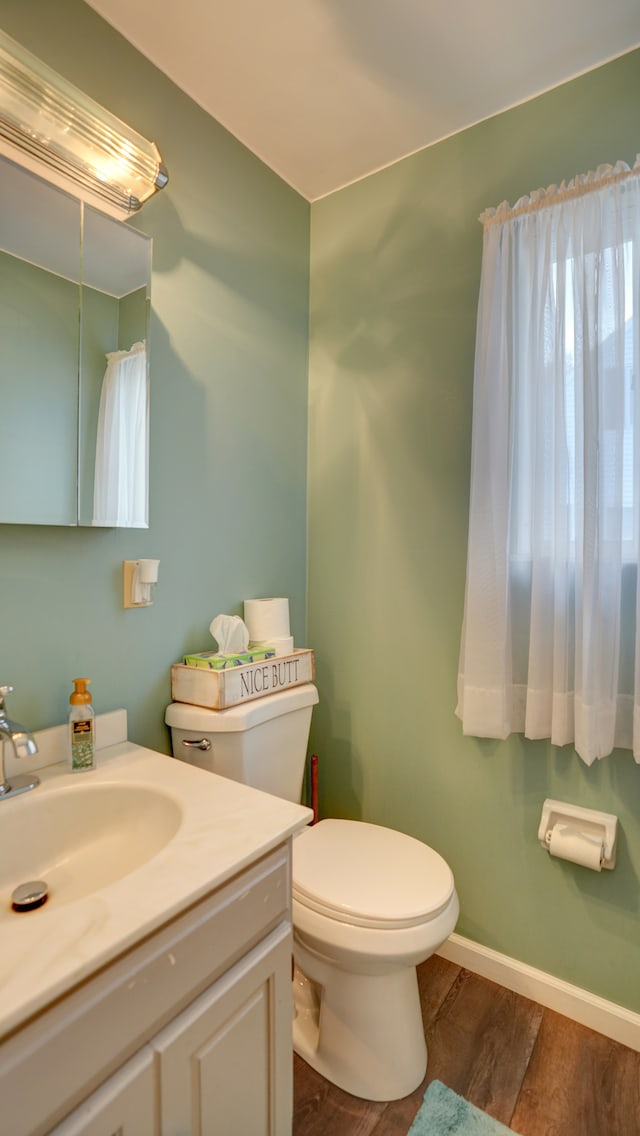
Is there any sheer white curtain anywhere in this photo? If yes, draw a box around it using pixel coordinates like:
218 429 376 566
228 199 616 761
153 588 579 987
457 158 640 765
93 340 148 527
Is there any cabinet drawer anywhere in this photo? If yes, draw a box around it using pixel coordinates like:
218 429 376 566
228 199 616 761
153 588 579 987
1 845 291 1136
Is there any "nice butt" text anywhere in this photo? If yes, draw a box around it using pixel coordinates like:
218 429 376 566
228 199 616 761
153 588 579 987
240 657 302 698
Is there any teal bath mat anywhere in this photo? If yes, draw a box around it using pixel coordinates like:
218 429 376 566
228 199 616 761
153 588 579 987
408 1080 521 1136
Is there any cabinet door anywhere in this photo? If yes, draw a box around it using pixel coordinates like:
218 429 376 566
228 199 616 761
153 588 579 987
154 925 292 1136
47 1047 156 1136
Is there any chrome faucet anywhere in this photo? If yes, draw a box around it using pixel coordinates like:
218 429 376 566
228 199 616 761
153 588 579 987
0 684 39 800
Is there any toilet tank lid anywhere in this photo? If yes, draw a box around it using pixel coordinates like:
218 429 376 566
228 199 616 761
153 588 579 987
165 682 318 732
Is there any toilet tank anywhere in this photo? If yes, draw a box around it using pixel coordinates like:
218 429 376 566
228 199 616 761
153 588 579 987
165 683 319 803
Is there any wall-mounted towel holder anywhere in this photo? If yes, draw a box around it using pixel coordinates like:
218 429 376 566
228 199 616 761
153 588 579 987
538 799 618 870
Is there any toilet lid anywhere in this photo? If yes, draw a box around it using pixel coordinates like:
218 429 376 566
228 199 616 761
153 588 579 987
292 819 455 929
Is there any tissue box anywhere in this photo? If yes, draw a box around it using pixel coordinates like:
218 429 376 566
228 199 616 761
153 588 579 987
183 648 275 670
171 648 315 710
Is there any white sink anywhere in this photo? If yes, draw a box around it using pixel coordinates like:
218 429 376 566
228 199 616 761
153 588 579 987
0 737 311 1042
0 781 182 919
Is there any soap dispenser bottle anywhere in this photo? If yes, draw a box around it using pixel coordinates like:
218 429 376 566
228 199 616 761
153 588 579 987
69 678 95 772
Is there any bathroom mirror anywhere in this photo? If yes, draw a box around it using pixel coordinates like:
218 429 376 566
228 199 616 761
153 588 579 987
0 153 151 527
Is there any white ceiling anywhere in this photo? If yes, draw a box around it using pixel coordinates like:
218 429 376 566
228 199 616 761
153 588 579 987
85 0 640 201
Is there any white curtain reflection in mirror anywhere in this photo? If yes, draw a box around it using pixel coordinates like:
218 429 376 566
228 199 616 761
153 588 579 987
92 340 148 526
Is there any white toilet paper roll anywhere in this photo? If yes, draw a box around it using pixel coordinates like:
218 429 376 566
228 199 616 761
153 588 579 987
548 824 603 871
244 597 290 641
251 636 294 657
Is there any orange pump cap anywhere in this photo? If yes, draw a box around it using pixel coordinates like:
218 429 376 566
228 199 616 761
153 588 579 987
70 678 92 705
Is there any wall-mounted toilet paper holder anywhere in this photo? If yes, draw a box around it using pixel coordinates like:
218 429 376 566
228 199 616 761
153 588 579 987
538 799 618 870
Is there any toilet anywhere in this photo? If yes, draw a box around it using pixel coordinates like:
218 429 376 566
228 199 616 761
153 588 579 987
165 683 459 1101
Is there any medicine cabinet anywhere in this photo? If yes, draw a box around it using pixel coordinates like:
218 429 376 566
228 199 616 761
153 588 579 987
0 152 151 527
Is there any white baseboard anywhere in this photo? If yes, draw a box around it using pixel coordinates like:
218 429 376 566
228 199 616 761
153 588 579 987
437 932 640 1053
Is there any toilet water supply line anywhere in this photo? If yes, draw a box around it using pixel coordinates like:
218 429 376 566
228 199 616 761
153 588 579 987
310 754 319 824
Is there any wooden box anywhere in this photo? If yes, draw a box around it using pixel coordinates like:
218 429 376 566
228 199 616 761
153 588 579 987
171 649 315 711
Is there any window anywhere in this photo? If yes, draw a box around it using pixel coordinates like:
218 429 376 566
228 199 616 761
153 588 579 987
456 159 640 764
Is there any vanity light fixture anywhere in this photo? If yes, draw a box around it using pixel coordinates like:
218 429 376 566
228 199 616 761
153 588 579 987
0 28 168 218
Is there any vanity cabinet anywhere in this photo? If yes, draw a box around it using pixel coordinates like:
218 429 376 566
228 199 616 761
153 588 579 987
47 1049 156 1136
155 929 291 1135
50 929 291 1136
2 844 295 1136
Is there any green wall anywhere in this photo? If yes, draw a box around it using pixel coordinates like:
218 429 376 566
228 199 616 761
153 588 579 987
0 0 310 751
307 49 640 1013
2 0 639 1018
0 251 79 523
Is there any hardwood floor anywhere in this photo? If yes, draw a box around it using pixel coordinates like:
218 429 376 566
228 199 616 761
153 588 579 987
292 955 640 1136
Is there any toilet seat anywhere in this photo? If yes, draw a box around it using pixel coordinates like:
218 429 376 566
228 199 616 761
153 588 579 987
292 819 455 930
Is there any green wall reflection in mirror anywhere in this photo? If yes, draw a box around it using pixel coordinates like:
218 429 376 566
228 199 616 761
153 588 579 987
0 153 152 527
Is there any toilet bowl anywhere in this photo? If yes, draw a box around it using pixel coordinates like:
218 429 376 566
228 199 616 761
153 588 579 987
290 818 459 1100
165 683 459 1101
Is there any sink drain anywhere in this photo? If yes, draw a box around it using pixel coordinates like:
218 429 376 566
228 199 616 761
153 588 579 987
11 880 49 912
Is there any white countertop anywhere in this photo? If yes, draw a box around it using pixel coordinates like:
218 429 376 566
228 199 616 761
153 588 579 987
0 742 312 1040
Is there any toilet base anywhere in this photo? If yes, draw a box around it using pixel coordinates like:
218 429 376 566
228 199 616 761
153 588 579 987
292 940 427 1101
